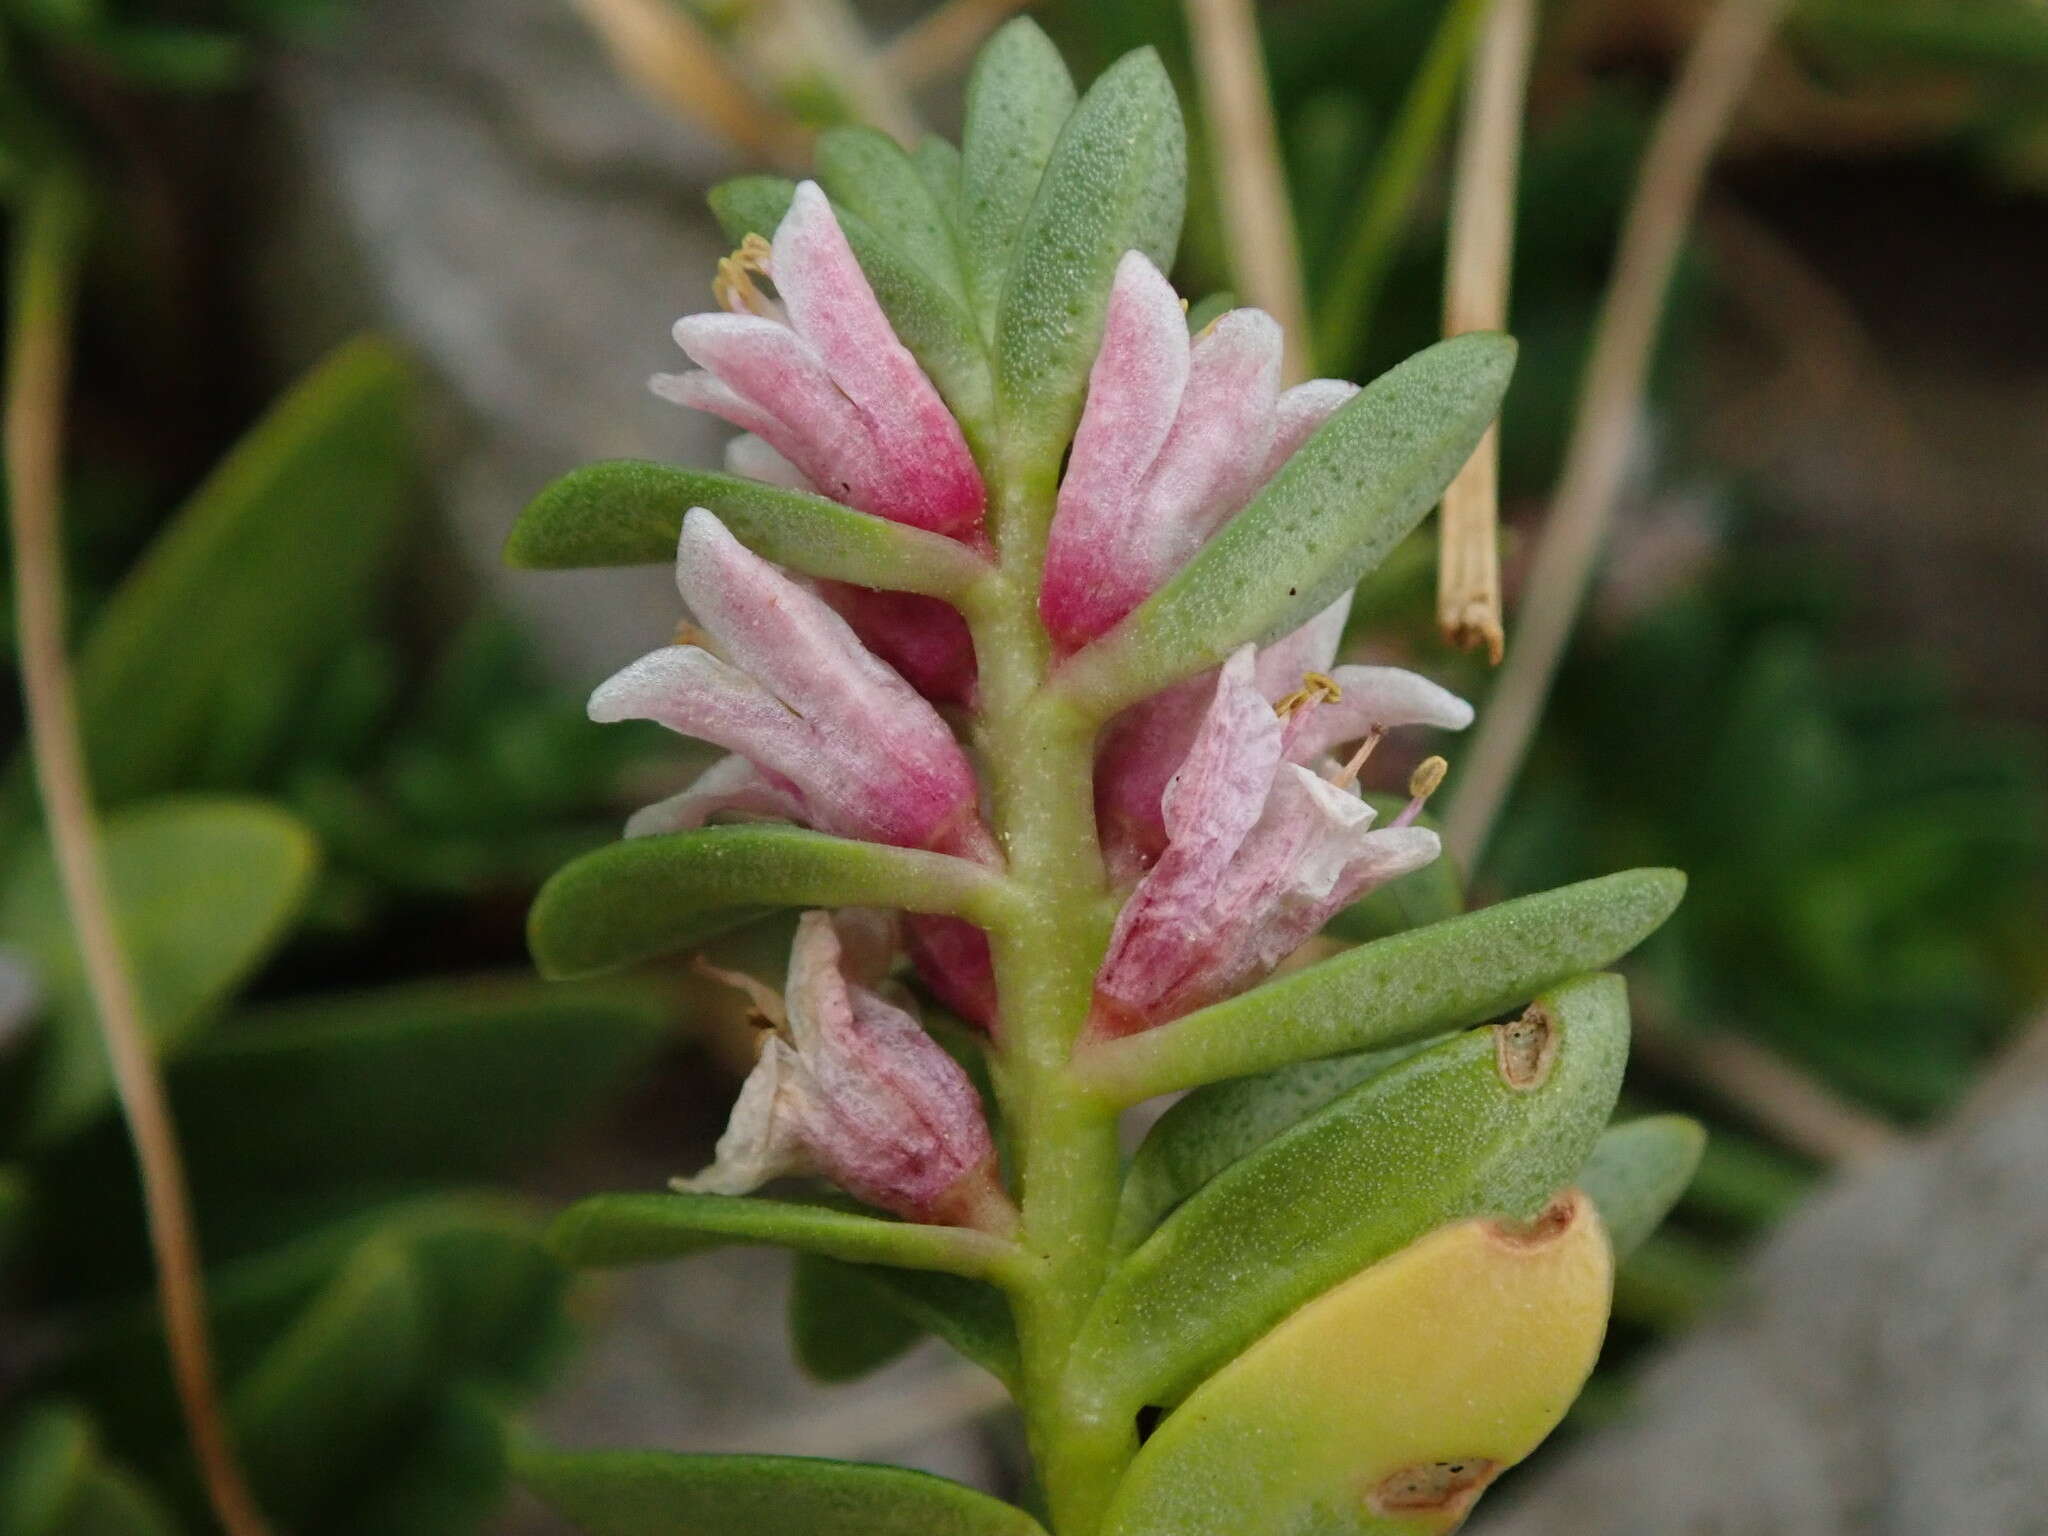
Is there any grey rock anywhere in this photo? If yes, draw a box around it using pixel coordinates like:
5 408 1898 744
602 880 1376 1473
261 0 736 684
1477 1076 2048 1536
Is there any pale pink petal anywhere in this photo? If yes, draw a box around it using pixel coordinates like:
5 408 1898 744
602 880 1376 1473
1092 650 1282 1031
1252 595 1354 696
673 1036 821 1195
783 912 996 1222
1041 254 1192 650
1261 379 1359 481
652 370 786 446
1042 299 1283 650
771 184 985 535
1093 672 1215 880
622 753 808 839
1154 774 1438 1018
1137 308 1284 572
672 313 877 499
673 510 981 852
1094 599 1357 877
818 583 978 708
1282 665 1475 762
589 645 815 776
903 914 997 1029
724 433 813 491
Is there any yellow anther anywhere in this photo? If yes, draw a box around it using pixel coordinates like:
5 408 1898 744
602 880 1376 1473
671 619 718 652
712 233 776 316
1409 755 1449 802
1273 671 1343 717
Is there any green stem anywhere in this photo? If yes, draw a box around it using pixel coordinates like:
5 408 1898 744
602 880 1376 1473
964 465 1132 1534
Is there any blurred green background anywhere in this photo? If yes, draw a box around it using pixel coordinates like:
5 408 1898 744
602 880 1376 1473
1 0 2043 1529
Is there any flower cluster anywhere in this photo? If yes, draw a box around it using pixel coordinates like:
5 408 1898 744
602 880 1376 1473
592 184 1472 1228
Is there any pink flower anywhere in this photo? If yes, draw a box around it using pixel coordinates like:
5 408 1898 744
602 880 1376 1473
1039 251 1363 654
654 182 986 538
590 508 992 860
680 912 1011 1231
1088 648 1449 1038
1094 597 1471 877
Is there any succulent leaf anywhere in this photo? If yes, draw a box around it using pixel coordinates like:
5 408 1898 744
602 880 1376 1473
1098 1198 1613 1535
1077 868 1683 1102
504 461 991 596
959 19 1077 332
1071 973 1628 1417
547 1191 1012 1280
993 47 1186 475
1054 333 1516 718
526 825 1006 980
1578 1114 1708 1261
515 1446 1051 1535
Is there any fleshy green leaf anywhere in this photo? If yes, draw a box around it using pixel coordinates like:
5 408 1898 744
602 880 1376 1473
0 1405 181 1536
1110 1043 1430 1255
708 178 993 441
1071 974 1628 1418
1054 334 1517 718
1578 1115 1707 1261
1323 792 1462 942
549 1192 1011 1281
789 1252 927 1382
800 1256 1021 1386
993 47 1185 474
1077 868 1683 1103
815 126 970 307
1099 1203 1611 1536
517 1447 1050 1536
911 135 963 212
504 461 990 596
59 338 410 808
958 18 1076 333
2 798 317 1144
228 1237 428 1522
528 826 1008 981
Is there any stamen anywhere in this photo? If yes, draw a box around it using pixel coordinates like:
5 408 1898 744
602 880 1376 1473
671 619 718 652
1273 671 1342 718
1392 755 1449 828
1326 726 1385 789
693 954 787 1030
712 234 776 317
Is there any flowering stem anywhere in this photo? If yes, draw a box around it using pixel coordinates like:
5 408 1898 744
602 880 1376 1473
966 469 1129 1534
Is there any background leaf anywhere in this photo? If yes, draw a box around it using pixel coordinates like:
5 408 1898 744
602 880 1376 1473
788 1252 927 1382
0 797 316 1144
54 338 410 810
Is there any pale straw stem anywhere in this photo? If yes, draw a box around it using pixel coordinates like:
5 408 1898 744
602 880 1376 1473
1184 0 1313 383
1436 0 1537 665
6 174 274 1536
1444 0 1795 869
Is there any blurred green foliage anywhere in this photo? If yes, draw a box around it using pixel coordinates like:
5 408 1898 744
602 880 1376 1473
0 332 678 1528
